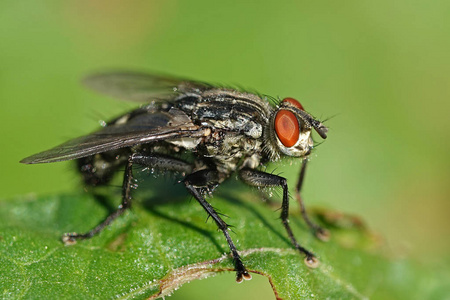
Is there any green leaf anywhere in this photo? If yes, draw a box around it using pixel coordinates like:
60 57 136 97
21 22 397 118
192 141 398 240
0 182 445 299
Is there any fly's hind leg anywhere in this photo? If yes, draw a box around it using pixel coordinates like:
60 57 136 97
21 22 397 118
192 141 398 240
183 169 251 283
296 159 330 241
62 153 193 244
240 168 319 268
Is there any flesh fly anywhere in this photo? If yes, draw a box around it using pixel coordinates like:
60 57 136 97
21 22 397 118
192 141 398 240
21 72 329 282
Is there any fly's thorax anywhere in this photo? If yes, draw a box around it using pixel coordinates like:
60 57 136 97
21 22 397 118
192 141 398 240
176 90 271 139
190 127 264 176
264 99 314 160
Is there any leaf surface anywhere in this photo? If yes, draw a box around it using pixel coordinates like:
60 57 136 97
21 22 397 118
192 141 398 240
0 185 443 299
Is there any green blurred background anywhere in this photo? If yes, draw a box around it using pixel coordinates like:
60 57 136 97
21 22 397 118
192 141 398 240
1 0 449 298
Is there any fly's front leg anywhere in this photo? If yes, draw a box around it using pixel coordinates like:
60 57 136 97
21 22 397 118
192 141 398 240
62 153 193 245
296 159 330 241
240 168 319 268
184 169 251 283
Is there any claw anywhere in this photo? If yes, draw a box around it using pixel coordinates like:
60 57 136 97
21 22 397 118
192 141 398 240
62 234 78 246
304 255 320 268
236 270 252 283
315 228 331 242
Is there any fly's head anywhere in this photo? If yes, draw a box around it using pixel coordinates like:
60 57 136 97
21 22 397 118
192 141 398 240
267 98 328 159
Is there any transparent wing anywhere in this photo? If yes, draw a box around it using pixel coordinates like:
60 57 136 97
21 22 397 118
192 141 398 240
83 71 212 102
20 108 202 164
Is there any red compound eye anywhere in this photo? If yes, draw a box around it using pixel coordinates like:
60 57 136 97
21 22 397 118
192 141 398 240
274 110 300 147
282 97 304 111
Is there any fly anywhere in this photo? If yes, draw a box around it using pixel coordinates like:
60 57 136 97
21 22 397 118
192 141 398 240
20 71 329 282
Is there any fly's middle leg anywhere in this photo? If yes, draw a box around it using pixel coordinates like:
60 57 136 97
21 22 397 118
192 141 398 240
62 153 193 244
240 168 319 268
184 169 251 283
